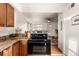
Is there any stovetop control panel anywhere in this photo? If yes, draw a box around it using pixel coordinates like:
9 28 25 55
30 31 48 40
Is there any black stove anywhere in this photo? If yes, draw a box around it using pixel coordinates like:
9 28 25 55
28 31 51 55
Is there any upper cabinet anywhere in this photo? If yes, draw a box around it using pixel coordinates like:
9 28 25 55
6 4 14 27
0 3 6 26
0 3 14 27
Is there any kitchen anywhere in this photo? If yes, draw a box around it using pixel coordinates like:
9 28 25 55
0 3 78 56
0 3 63 56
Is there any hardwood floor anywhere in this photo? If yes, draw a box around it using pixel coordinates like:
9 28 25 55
51 45 64 56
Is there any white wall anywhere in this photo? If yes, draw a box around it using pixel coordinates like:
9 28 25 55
14 9 30 28
58 13 64 51
14 9 29 33
18 23 29 33
59 3 79 56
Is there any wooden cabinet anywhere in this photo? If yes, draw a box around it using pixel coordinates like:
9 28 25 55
0 3 14 27
0 3 6 26
3 41 19 56
19 40 28 56
6 4 14 27
2 39 28 56
12 41 19 56
3 46 13 56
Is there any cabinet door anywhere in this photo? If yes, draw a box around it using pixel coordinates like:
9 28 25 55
8 46 13 56
12 42 19 56
0 3 6 27
19 40 28 56
3 48 9 56
6 4 14 27
3 46 12 56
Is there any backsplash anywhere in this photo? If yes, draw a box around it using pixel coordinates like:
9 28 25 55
0 27 15 36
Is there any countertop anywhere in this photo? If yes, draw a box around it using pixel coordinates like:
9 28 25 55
0 37 28 52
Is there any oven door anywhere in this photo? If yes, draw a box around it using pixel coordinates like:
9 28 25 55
28 40 51 55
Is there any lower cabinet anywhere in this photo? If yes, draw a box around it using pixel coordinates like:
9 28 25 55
3 46 13 56
19 40 28 56
3 40 28 56
12 41 19 56
3 41 19 56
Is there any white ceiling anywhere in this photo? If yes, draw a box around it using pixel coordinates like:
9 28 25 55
11 3 68 13
22 12 58 22
10 3 69 23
